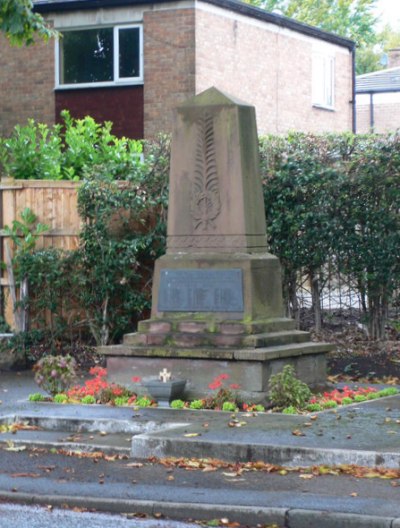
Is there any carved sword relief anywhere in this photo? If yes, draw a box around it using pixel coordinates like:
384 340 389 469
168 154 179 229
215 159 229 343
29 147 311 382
190 112 221 231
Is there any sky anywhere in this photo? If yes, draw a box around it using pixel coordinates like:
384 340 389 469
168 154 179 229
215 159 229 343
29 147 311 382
374 0 400 29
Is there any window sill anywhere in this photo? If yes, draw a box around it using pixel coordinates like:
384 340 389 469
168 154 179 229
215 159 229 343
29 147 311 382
312 104 335 112
55 80 144 90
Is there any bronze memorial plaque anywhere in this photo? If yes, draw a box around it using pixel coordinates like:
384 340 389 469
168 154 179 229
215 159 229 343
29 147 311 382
158 269 244 312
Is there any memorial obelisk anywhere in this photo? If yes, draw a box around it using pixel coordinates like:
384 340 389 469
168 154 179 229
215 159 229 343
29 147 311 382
102 87 332 402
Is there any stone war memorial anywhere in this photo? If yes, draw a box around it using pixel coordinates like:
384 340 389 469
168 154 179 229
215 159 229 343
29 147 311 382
101 87 333 402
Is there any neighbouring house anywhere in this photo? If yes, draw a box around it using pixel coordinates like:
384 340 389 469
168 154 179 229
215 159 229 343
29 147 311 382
356 53 400 133
0 0 355 139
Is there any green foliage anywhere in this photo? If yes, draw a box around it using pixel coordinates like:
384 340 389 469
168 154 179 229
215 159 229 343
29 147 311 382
53 393 68 404
170 399 186 409
0 112 144 181
81 395 96 405
341 397 354 405
321 399 338 409
222 401 238 412
268 365 312 410
306 403 323 412
3 207 49 256
189 399 205 410
11 135 169 346
0 0 57 46
135 396 153 407
261 132 400 340
33 354 77 396
28 392 46 402
353 394 368 402
114 396 130 406
377 387 399 397
282 405 297 414
252 404 266 412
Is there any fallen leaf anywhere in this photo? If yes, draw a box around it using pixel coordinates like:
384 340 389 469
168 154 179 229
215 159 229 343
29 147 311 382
292 429 305 437
11 473 40 478
299 474 314 479
184 433 201 438
126 462 144 468
350 492 358 497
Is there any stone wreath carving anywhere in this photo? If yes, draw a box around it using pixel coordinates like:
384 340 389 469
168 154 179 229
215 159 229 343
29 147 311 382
190 112 221 231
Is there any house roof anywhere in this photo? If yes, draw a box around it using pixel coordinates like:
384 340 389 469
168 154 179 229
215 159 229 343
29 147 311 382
356 67 400 94
34 0 355 51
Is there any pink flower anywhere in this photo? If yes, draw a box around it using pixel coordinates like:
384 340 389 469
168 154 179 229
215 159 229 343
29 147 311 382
131 376 142 383
229 383 241 390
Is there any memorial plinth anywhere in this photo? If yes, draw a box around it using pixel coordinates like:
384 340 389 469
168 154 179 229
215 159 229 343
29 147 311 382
100 87 333 403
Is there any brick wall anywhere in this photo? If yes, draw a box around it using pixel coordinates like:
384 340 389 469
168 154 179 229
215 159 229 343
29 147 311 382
55 86 144 138
0 34 55 137
1 2 353 140
356 101 400 133
143 8 196 138
195 4 353 134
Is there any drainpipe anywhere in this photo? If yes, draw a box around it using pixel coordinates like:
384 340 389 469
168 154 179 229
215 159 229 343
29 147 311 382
369 92 375 132
352 45 356 133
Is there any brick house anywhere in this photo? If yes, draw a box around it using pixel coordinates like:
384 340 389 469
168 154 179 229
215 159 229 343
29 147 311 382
0 0 355 139
356 52 400 133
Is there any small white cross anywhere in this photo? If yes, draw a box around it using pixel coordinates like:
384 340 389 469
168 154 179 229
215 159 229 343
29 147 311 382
159 368 171 382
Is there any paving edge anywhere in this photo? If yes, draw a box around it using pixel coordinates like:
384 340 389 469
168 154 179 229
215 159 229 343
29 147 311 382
0 491 399 527
131 434 400 469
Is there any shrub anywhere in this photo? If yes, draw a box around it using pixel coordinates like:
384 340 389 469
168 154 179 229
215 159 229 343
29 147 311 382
189 399 205 410
28 392 46 402
282 406 297 414
33 354 77 396
222 401 238 412
268 365 311 410
353 394 368 403
306 403 322 412
341 397 354 405
321 400 338 409
135 396 153 408
81 395 96 404
377 388 399 397
53 393 68 404
170 399 185 409
114 396 129 407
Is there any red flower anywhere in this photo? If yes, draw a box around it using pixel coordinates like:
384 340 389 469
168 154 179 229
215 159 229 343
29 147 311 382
131 376 142 383
229 383 241 390
208 380 222 390
89 366 107 378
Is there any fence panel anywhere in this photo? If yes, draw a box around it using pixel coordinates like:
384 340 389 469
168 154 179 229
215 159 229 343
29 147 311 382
0 178 80 328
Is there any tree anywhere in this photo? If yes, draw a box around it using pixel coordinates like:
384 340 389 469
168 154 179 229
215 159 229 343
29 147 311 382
0 0 56 46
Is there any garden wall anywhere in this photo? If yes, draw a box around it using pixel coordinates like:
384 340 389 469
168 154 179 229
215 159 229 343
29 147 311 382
0 179 80 326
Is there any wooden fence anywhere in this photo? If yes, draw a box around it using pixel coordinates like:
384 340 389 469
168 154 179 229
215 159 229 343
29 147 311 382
0 178 81 328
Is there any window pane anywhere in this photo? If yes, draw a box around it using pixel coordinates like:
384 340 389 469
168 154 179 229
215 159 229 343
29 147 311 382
62 29 113 84
119 27 140 78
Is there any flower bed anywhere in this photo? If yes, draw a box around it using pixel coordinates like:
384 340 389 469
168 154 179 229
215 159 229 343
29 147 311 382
28 365 399 413
281 385 399 414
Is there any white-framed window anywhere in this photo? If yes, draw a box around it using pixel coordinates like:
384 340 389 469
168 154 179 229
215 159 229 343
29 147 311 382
56 24 143 88
312 53 334 109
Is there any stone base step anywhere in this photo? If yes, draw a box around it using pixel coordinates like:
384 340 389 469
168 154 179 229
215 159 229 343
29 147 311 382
99 341 334 362
137 317 296 336
123 329 311 348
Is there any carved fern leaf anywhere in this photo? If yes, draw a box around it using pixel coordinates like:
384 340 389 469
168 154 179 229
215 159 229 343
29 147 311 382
191 112 221 231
